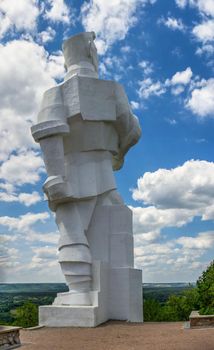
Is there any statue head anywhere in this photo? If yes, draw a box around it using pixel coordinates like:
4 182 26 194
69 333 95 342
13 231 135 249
62 32 98 74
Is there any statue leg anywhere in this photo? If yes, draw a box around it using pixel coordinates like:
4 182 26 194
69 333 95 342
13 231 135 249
55 198 96 293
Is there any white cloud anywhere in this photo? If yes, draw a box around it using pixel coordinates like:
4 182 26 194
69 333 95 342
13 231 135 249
0 40 65 162
193 19 214 43
131 158 214 281
0 112 35 162
170 67 193 85
137 67 193 100
177 231 214 249
139 60 153 75
120 45 131 53
0 236 8 281
196 44 214 56
165 118 177 125
131 205 194 235
29 245 58 270
138 78 166 99
175 0 214 16
0 40 64 120
132 159 214 210
131 101 140 110
45 0 70 23
187 78 214 118
0 212 49 232
190 0 214 17
175 0 188 8
0 151 45 186
160 17 185 31
18 192 42 206
81 0 156 54
131 159 214 256
0 191 41 206
134 230 214 281
0 0 39 38
171 85 185 95
27 231 59 244
38 26 56 43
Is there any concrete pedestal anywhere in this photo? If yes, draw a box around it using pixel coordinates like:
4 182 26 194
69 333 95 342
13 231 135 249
39 205 143 327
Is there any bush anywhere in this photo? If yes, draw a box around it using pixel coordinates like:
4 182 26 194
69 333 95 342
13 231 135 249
144 299 162 321
12 302 38 328
197 260 214 314
143 288 200 322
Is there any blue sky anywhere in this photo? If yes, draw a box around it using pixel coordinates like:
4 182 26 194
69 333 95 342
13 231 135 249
0 0 213 283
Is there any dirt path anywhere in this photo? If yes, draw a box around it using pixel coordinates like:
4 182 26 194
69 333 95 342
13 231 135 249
20 321 214 350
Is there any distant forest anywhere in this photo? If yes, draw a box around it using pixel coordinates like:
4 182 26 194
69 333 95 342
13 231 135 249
0 282 192 325
1 260 213 326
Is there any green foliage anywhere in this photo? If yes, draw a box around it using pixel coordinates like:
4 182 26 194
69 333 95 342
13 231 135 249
12 301 38 328
144 261 214 321
197 260 214 314
143 299 161 321
144 288 200 322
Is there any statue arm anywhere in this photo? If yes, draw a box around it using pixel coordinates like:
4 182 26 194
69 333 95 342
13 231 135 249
113 84 142 170
31 88 71 206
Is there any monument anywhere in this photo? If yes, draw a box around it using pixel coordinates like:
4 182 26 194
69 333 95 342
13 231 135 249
31 32 143 327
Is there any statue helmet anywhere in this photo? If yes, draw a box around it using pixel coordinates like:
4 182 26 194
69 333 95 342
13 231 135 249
62 32 97 71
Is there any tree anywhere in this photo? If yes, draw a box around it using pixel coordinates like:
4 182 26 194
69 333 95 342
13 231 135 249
143 299 162 321
13 302 38 328
165 288 199 321
197 260 214 314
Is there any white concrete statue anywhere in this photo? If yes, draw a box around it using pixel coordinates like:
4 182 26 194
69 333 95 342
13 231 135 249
31 32 143 327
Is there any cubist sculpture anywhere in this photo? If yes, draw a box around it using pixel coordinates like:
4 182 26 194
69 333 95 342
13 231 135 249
31 32 143 327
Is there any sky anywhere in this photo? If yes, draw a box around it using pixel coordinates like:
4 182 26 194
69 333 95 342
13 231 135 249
0 0 213 284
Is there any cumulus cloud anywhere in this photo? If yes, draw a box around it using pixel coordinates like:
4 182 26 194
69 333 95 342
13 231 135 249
131 101 140 110
0 0 39 38
193 19 214 42
139 60 153 75
0 191 41 206
170 67 193 85
0 39 65 163
131 205 194 235
175 0 188 8
132 159 214 210
45 0 70 23
176 231 214 249
0 151 45 186
190 0 214 17
0 212 49 233
190 1 214 54
0 236 8 281
137 67 193 100
159 16 185 31
187 78 214 118
134 231 213 281
138 78 166 99
0 40 64 121
130 159 214 278
175 0 214 16
37 26 56 43
81 0 156 54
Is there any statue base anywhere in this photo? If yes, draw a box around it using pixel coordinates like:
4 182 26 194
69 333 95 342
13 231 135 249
39 261 143 327
39 205 143 327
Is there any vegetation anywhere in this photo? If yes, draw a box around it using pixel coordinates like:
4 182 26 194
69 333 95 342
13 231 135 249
197 260 214 315
0 261 213 326
144 260 214 321
144 287 199 322
0 283 67 326
12 302 38 328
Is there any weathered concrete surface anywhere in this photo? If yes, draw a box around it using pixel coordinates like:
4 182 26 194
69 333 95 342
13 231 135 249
0 326 21 349
190 310 214 328
20 321 214 350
